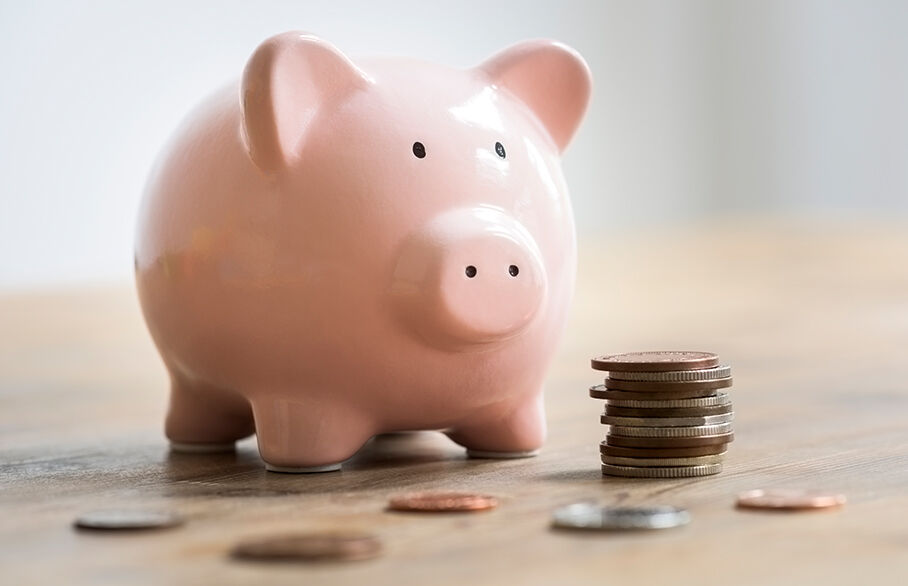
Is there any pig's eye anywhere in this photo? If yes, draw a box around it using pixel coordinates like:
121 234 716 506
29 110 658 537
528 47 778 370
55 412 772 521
412 142 426 159
495 141 506 159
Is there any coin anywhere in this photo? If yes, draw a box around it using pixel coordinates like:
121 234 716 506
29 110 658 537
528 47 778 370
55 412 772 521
605 404 733 418
552 503 690 530
387 492 498 512
231 532 381 562
602 453 725 467
604 377 733 393
73 509 184 531
607 365 732 382
591 351 719 372
600 413 734 427
602 392 731 409
607 422 734 438
590 384 718 401
736 489 846 511
600 442 728 458
606 433 734 448
602 463 722 478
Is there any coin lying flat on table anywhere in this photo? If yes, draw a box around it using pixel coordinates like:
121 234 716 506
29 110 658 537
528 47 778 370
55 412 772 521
387 492 498 512
600 442 729 458
606 433 733 448
736 489 846 511
73 509 184 531
607 365 732 382
605 404 734 418
604 377 733 393
592 351 719 373
600 413 734 427
231 532 382 562
552 503 691 530
590 384 719 401
602 463 722 478
602 453 725 467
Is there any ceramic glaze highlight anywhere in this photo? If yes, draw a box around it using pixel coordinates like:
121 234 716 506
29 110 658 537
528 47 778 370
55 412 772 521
135 32 592 472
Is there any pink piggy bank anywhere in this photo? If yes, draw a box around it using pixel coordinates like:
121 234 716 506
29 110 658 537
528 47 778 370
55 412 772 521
135 32 591 472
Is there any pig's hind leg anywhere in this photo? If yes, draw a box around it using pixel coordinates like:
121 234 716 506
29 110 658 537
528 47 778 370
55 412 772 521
447 394 546 459
166 373 255 453
250 398 374 473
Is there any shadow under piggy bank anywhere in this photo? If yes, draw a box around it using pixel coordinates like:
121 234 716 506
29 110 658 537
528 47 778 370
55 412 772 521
160 431 484 497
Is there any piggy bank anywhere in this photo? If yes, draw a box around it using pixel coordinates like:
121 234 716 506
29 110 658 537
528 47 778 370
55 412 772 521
135 32 591 472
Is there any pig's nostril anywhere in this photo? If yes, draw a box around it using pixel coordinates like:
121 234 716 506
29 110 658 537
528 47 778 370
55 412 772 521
508 265 519 277
465 265 477 278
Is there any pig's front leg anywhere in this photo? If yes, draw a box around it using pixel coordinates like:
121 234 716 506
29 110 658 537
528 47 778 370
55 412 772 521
250 397 374 473
166 374 255 453
447 394 546 458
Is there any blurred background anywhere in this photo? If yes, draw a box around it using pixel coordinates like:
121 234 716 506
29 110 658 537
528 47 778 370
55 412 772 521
0 0 906 289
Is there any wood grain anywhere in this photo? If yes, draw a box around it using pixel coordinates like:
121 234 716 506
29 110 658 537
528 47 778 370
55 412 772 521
2 219 908 585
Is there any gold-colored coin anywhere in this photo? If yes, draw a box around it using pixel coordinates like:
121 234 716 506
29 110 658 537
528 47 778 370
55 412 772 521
602 454 725 467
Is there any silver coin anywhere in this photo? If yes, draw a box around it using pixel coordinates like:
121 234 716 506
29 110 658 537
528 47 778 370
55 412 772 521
608 422 733 438
600 413 734 427
74 509 184 531
602 463 722 478
601 454 726 467
608 365 732 382
604 392 731 409
552 503 690 531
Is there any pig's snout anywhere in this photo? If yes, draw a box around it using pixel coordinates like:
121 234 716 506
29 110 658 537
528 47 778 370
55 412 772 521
392 208 547 348
435 230 544 342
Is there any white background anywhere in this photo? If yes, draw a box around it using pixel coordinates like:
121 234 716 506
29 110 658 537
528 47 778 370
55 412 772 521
1 0 906 289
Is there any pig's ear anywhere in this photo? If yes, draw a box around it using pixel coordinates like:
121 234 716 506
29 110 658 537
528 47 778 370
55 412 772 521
478 40 592 153
241 32 370 173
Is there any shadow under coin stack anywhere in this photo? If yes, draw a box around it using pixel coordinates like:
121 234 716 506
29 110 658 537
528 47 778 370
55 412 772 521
590 351 734 478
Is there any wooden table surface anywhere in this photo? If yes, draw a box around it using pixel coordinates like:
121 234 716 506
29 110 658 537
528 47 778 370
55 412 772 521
3 219 908 585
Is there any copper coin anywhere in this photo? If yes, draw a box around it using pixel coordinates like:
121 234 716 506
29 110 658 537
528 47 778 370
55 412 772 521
606 433 734 448
600 441 728 458
591 351 719 373
604 377 733 393
231 532 381 562
605 404 733 418
73 509 184 531
590 384 718 401
736 489 846 511
387 492 498 513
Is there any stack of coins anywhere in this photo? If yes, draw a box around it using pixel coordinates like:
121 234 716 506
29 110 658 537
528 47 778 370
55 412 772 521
590 351 734 478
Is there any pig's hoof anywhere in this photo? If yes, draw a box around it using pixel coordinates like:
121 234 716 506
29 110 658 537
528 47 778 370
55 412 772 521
264 462 343 474
169 441 236 454
466 448 540 459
